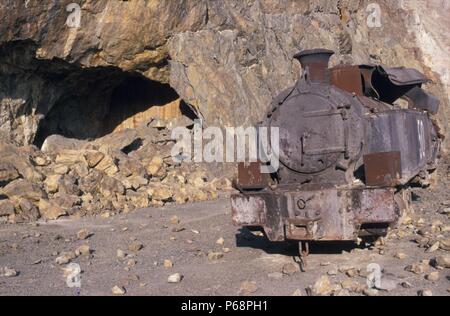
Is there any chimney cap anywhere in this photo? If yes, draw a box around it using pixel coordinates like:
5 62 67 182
294 48 335 60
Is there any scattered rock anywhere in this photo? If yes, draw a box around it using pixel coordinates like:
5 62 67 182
418 289 433 296
239 281 257 295
363 288 379 296
312 275 332 296
0 162 20 185
341 279 359 292
216 237 225 245
327 268 338 276
128 242 143 252
401 281 412 288
425 271 439 281
117 249 127 260
164 259 173 268
207 251 224 260
405 262 430 274
44 174 61 194
0 267 18 277
0 199 15 216
170 215 180 225
171 225 185 233
267 272 283 280
85 151 105 168
55 252 76 265
439 237 450 251
76 229 91 240
168 273 182 283
345 268 359 278
282 262 299 276
38 199 66 220
432 255 450 268
111 285 126 295
75 244 91 257
291 289 302 296
377 279 398 292
2 179 45 202
426 241 440 253
394 252 407 259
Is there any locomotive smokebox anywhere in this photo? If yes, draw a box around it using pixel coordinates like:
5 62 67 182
293 48 334 83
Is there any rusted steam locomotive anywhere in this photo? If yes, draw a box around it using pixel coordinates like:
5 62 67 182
231 49 441 260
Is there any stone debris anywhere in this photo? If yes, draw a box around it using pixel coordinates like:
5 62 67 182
168 273 182 283
377 279 398 292
363 288 379 296
426 241 440 253
432 255 450 268
216 237 225 246
267 272 283 280
75 244 91 257
164 259 173 268
327 267 338 276
170 216 180 225
281 262 299 276
239 281 258 295
76 229 91 240
405 261 430 274
0 267 18 277
418 289 433 296
394 252 407 259
311 275 332 296
0 129 232 223
401 281 412 288
128 242 143 252
117 249 126 260
439 237 450 251
291 289 302 296
55 252 76 265
207 251 224 261
425 271 439 281
111 285 126 295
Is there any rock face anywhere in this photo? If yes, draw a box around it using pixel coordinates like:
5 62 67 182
0 0 448 149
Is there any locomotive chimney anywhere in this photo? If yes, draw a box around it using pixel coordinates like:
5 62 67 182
294 48 335 83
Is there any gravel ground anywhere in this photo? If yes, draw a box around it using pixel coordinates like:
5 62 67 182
0 157 449 296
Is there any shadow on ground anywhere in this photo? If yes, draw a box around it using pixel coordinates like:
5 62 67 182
235 227 373 256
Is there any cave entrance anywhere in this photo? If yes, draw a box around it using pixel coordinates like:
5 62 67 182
33 67 197 148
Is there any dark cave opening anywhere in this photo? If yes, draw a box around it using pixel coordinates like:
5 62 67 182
33 70 197 148
0 40 197 148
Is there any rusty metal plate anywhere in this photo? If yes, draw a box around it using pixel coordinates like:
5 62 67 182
352 189 396 224
236 162 268 189
405 86 440 115
330 65 363 96
231 194 267 226
363 151 402 186
377 66 429 86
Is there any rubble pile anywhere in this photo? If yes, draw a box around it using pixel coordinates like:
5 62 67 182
0 121 232 223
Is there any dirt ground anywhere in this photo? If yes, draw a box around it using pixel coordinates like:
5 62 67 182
0 157 449 296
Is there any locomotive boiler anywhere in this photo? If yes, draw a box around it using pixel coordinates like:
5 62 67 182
231 49 442 262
